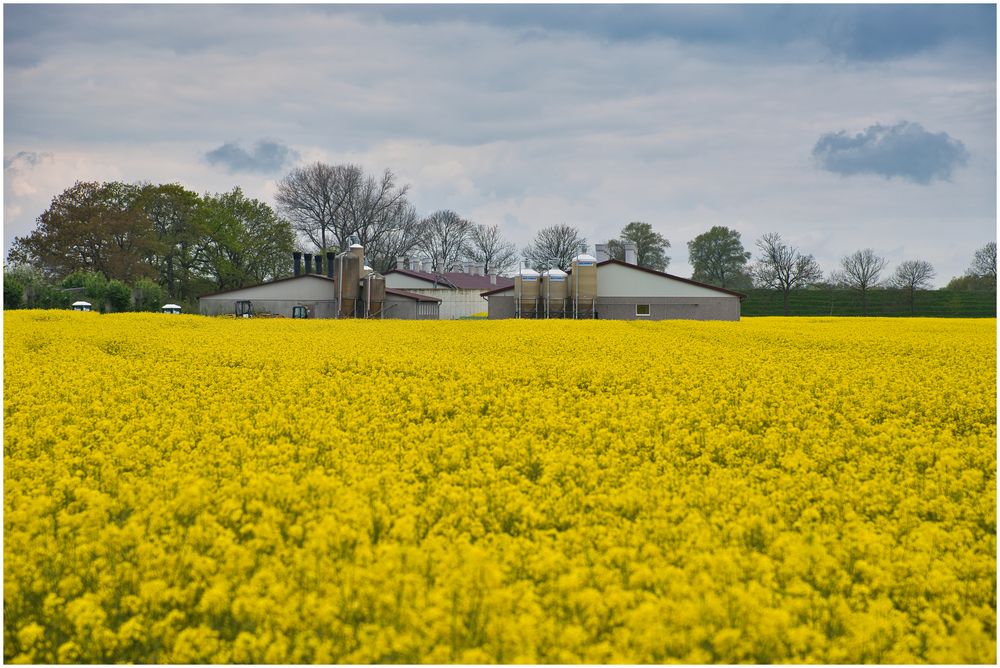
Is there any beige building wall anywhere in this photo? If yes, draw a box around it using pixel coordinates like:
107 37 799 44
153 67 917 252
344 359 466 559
596 263 730 298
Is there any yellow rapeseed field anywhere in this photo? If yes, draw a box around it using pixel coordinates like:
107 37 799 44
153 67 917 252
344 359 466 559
3 311 996 663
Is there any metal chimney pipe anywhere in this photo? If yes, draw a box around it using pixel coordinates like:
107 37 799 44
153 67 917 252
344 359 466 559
293 251 302 276
326 252 335 279
315 254 323 275
304 253 313 274
595 244 610 263
623 242 637 265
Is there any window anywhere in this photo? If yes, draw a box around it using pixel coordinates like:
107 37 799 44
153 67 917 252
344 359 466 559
636 304 651 317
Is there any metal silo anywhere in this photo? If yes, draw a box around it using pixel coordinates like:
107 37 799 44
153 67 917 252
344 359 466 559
363 273 386 318
543 268 568 318
336 251 361 317
569 253 598 318
515 268 540 318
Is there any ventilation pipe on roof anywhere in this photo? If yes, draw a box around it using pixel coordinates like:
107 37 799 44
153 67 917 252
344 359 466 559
304 254 313 274
623 242 637 265
396 256 408 270
315 254 323 275
595 243 610 263
422 259 432 272
326 252 335 279
293 251 302 276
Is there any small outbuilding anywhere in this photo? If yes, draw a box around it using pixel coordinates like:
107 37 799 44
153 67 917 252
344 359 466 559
71 301 92 312
383 262 513 319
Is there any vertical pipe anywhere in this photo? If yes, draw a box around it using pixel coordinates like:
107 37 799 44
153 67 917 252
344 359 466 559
293 252 302 277
326 252 335 279
304 254 313 274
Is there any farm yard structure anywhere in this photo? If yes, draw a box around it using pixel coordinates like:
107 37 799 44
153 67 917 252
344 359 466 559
383 259 514 319
198 245 441 319
482 253 745 321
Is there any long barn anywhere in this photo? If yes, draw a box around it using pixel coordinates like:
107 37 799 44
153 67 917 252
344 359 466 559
481 255 744 321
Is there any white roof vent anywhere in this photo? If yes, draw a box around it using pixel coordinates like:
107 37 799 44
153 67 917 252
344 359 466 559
546 268 568 278
519 268 540 279
573 253 598 264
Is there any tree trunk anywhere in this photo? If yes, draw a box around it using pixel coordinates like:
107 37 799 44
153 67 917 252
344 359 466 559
910 286 915 316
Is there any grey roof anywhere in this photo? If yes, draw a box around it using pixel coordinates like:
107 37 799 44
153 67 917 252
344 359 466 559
384 268 514 291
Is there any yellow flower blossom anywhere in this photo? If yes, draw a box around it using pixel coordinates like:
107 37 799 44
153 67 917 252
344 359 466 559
3 311 995 663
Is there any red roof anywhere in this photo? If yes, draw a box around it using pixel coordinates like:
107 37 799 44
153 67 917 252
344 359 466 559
384 268 514 291
480 260 747 299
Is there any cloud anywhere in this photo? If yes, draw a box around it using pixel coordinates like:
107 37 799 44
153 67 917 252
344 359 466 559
4 150 54 170
204 140 299 173
812 122 969 184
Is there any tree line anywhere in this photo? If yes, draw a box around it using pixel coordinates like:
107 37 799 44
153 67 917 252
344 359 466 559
4 161 996 315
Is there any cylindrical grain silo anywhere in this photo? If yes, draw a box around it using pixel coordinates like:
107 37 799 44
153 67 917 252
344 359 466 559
545 267 568 318
518 268 540 318
363 273 386 318
336 251 361 317
569 253 598 318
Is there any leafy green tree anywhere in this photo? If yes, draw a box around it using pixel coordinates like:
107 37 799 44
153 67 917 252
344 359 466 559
134 278 167 311
4 265 69 309
608 221 670 271
195 188 295 290
3 266 25 309
105 280 133 312
60 270 109 306
137 183 203 302
8 181 161 282
687 226 752 289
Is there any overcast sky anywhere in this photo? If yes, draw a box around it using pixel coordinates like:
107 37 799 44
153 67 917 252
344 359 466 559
4 3 996 285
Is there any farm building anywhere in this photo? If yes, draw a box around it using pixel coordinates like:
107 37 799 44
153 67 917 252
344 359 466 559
383 260 514 319
198 246 441 319
482 254 744 321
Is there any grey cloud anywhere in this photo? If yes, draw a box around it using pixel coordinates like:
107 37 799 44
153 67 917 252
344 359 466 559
4 150 53 170
4 4 995 70
204 140 298 174
812 122 969 185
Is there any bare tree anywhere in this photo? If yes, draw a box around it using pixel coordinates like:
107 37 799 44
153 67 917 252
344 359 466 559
751 233 823 315
416 210 474 272
465 224 518 276
889 259 935 315
833 248 888 316
274 163 354 252
523 224 586 271
969 241 997 279
364 202 422 274
275 163 420 271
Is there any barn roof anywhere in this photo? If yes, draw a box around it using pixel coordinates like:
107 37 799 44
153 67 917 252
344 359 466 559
199 274 335 298
385 288 441 303
480 259 747 299
384 268 514 291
